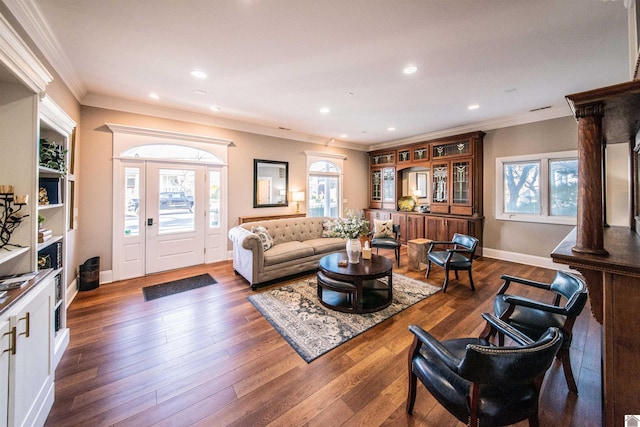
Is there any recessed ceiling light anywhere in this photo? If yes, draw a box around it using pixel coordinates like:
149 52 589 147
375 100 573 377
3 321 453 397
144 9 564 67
190 70 207 79
340 134 348 138
387 127 396 131
468 104 480 110
319 107 330 114
211 106 221 112
149 93 159 99
403 65 418 74
195 90 207 95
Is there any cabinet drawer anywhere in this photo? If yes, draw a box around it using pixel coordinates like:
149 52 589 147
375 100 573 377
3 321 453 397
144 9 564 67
429 205 449 214
450 206 473 215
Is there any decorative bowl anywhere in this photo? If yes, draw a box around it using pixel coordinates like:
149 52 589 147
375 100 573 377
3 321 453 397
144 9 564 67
397 196 416 212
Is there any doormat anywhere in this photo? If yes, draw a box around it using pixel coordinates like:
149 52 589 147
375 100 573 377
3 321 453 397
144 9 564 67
248 273 440 362
142 273 217 301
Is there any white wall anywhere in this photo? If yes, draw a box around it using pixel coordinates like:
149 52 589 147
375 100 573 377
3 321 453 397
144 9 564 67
483 116 579 258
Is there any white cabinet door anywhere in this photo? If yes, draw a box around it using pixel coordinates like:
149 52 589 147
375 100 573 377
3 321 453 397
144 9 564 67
0 319 10 427
8 276 54 427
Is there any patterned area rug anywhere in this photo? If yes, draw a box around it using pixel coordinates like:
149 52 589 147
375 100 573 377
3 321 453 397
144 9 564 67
248 273 440 362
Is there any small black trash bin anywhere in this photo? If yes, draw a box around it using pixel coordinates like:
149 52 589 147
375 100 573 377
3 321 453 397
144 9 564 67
79 256 100 291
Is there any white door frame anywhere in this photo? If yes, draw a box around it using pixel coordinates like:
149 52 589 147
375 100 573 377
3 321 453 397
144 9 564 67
108 124 231 281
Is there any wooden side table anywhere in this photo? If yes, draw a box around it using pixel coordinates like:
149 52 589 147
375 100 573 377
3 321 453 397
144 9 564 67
408 238 431 271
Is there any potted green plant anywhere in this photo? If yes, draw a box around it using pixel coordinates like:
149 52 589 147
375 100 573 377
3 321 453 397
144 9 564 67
39 139 67 174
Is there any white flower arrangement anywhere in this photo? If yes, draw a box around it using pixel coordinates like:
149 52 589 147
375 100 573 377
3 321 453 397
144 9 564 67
332 210 369 239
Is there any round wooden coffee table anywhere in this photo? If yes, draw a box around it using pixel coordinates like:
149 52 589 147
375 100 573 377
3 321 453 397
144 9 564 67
317 252 393 313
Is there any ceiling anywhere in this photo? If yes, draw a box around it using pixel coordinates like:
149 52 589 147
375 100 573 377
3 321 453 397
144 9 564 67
7 0 631 149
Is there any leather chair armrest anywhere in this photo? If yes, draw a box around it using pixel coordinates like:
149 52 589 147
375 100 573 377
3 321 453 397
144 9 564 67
497 274 552 295
446 248 472 254
503 294 567 314
481 313 534 346
408 325 461 372
427 240 454 253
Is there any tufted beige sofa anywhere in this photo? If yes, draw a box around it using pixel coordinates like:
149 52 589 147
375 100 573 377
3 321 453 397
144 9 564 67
228 217 345 289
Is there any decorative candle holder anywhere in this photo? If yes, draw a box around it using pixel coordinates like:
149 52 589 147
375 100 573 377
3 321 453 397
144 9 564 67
13 195 28 205
0 185 15 195
1 187 29 250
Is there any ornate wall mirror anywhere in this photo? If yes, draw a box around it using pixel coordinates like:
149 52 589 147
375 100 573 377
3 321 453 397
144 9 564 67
254 159 289 208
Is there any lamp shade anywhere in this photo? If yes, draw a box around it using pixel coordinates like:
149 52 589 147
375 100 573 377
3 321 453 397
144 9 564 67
292 191 305 202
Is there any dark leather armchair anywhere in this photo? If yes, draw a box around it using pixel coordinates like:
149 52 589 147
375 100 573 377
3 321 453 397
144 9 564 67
407 313 563 427
491 271 588 394
370 223 401 266
425 233 478 292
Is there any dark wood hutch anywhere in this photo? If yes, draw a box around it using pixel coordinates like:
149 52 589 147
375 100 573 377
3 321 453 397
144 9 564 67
550 79 640 426
366 131 484 254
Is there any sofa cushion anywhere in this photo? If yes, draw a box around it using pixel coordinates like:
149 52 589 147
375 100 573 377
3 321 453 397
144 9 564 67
321 219 341 237
263 241 315 266
250 218 327 244
251 226 274 251
304 237 345 254
373 219 394 238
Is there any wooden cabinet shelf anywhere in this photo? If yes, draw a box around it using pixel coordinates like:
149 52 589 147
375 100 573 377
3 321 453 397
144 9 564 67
365 209 483 256
367 132 484 248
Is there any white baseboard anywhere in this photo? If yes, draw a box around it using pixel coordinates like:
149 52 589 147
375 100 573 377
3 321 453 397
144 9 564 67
66 278 78 307
482 248 572 272
100 270 113 284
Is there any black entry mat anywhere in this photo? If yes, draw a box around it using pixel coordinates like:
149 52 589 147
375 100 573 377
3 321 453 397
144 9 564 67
142 273 217 301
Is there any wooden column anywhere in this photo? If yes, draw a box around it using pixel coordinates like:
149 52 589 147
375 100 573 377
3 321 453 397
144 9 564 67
552 80 640 427
573 102 608 255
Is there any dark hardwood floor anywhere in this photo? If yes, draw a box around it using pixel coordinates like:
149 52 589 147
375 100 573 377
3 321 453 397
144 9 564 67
45 249 602 426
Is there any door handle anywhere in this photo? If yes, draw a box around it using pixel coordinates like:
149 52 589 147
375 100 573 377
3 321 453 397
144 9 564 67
147 218 154 226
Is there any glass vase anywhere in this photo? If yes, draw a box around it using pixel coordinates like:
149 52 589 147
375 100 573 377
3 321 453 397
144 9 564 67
346 238 362 264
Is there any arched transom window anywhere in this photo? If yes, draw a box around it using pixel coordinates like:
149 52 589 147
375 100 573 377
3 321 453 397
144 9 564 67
306 151 346 218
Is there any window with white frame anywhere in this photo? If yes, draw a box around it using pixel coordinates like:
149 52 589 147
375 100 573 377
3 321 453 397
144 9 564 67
496 150 578 225
305 151 345 218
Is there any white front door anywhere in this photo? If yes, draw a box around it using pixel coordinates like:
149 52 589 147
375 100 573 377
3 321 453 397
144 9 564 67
145 163 205 274
116 160 227 280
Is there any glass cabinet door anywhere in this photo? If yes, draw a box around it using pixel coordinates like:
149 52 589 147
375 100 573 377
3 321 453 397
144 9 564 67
432 162 448 204
371 168 382 202
382 167 395 203
452 160 471 206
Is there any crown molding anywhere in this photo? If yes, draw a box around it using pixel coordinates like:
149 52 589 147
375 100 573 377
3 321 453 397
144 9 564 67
0 11 51 92
367 107 572 151
84 93 369 151
2 0 86 100
40 94 76 134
